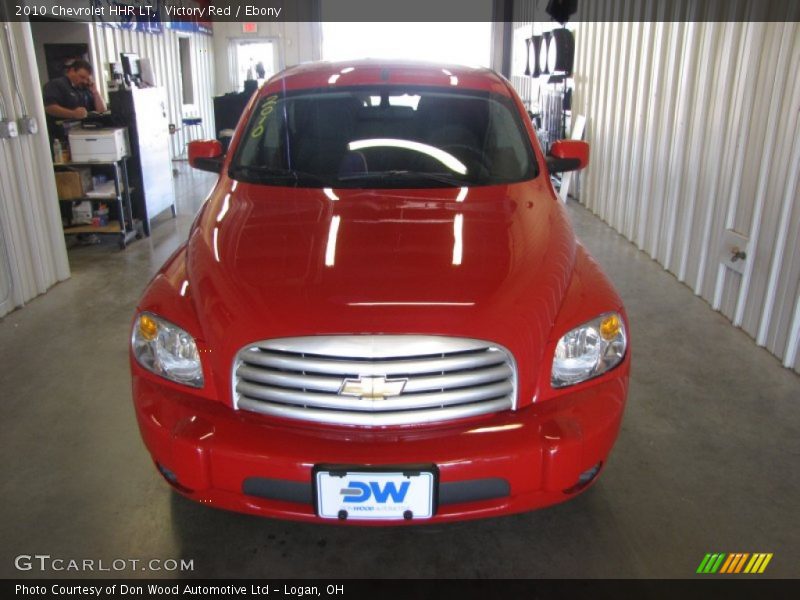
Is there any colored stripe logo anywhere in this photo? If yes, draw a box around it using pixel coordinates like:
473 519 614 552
697 553 773 574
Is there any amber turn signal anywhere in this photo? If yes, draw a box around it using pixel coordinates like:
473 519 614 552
138 314 159 342
599 314 622 340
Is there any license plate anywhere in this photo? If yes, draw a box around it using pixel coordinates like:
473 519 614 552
315 467 436 521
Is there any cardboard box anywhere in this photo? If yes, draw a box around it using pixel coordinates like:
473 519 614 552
55 168 93 200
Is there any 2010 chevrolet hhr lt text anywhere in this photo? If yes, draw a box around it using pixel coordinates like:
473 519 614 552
130 60 630 523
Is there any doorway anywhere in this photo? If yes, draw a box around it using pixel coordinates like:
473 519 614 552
231 40 276 91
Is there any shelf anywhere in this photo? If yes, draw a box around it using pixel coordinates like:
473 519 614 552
54 159 129 167
59 197 117 202
63 223 122 235
55 155 139 249
58 188 133 202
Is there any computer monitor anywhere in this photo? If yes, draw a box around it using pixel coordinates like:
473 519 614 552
120 53 140 82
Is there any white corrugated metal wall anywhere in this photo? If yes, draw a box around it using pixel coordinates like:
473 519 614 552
569 9 800 372
89 24 216 159
0 21 70 318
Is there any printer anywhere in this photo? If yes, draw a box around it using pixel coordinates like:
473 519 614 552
68 127 130 162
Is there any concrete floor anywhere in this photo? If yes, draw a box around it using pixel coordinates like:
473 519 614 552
1 165 798 579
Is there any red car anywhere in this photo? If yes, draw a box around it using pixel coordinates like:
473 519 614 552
130 60 629 524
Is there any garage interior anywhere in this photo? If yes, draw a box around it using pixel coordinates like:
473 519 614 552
0 0 798 579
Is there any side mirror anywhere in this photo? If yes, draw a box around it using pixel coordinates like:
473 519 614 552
188 140 224 173
546 140 590 173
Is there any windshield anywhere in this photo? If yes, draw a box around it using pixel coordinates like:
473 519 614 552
230 86 539 188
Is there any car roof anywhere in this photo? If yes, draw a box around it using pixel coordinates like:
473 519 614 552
260 59 513 97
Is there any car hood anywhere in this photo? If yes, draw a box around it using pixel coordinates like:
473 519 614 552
186 178 576 401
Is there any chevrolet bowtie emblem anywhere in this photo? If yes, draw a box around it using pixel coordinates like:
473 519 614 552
340 376 407 400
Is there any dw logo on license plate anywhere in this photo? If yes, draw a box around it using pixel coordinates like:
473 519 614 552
315 469 435 520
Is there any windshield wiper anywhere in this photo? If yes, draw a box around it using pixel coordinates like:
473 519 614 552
337 170 467 187
230 165 327 185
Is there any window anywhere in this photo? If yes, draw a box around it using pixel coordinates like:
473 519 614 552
232 41 275 91
231 86 538 188
178 37 194 105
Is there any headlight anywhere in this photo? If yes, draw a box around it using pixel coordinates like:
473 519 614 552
551 312 626 388
132 312 204 387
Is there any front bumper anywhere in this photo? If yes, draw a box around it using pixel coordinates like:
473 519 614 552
132 373 627 524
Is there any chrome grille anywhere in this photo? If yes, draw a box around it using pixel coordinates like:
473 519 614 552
233 336 517 426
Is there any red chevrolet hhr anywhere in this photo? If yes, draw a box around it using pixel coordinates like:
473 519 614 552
130 60 630 523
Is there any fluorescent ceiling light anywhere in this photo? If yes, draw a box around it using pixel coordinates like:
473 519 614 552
212 227 220 262
453 213 464 265
216 194 230 222
347 138 467 175
325 216 341 267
